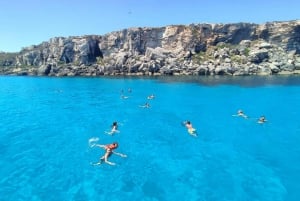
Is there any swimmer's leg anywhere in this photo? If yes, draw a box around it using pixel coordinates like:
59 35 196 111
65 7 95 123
90 158 104 166
90 162 101 166
189 130 198 137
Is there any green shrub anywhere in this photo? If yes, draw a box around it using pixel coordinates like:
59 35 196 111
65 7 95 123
244 48 250 56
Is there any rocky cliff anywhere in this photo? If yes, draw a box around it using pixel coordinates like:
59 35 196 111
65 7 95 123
0 20 299 76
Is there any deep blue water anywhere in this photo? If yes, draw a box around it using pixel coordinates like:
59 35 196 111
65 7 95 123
0 75 300 201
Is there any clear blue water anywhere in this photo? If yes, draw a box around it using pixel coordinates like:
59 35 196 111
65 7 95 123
0 75 300 201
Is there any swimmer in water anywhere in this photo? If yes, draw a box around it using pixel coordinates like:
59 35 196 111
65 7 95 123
233 110 248 118
106 122 119 135
147 94 155 100
183 120 197 137
139 102 150 108
91 142 127 166
258 115 267 124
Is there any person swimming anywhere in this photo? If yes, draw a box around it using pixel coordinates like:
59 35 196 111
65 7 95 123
121 94 129 99
233 110 248 118
238 110 247 117
139 102 150 108
91 142 127 166
120 88 130 99
106 122 119 135
183 120 197 137
147 94 155 100
112 121 118 129
258 116 267 124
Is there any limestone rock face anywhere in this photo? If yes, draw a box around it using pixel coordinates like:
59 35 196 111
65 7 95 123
1 20 300 76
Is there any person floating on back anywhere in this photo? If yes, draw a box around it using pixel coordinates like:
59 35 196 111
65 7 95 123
183 120 197 137
91 142 127 166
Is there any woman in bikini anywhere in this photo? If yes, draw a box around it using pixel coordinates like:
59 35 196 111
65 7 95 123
92 142 127 166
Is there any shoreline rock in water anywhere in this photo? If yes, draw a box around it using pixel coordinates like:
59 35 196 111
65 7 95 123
0 20 300 76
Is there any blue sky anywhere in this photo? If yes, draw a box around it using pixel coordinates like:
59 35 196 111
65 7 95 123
0 0 299 52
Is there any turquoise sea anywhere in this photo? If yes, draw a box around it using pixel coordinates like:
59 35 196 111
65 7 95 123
0 75 299 201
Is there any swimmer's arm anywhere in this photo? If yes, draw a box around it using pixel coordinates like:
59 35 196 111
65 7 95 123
109 129 119 134
190 133 198 137
93 144 106 149
112 151 127 157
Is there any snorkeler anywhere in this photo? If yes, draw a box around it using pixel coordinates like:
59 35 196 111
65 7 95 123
91 142 127 166
183 120 197 137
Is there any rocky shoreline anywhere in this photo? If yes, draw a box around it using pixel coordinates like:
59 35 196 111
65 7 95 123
0 20 299 76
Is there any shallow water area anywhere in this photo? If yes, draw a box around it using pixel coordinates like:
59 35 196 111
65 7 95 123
0 75 299 201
